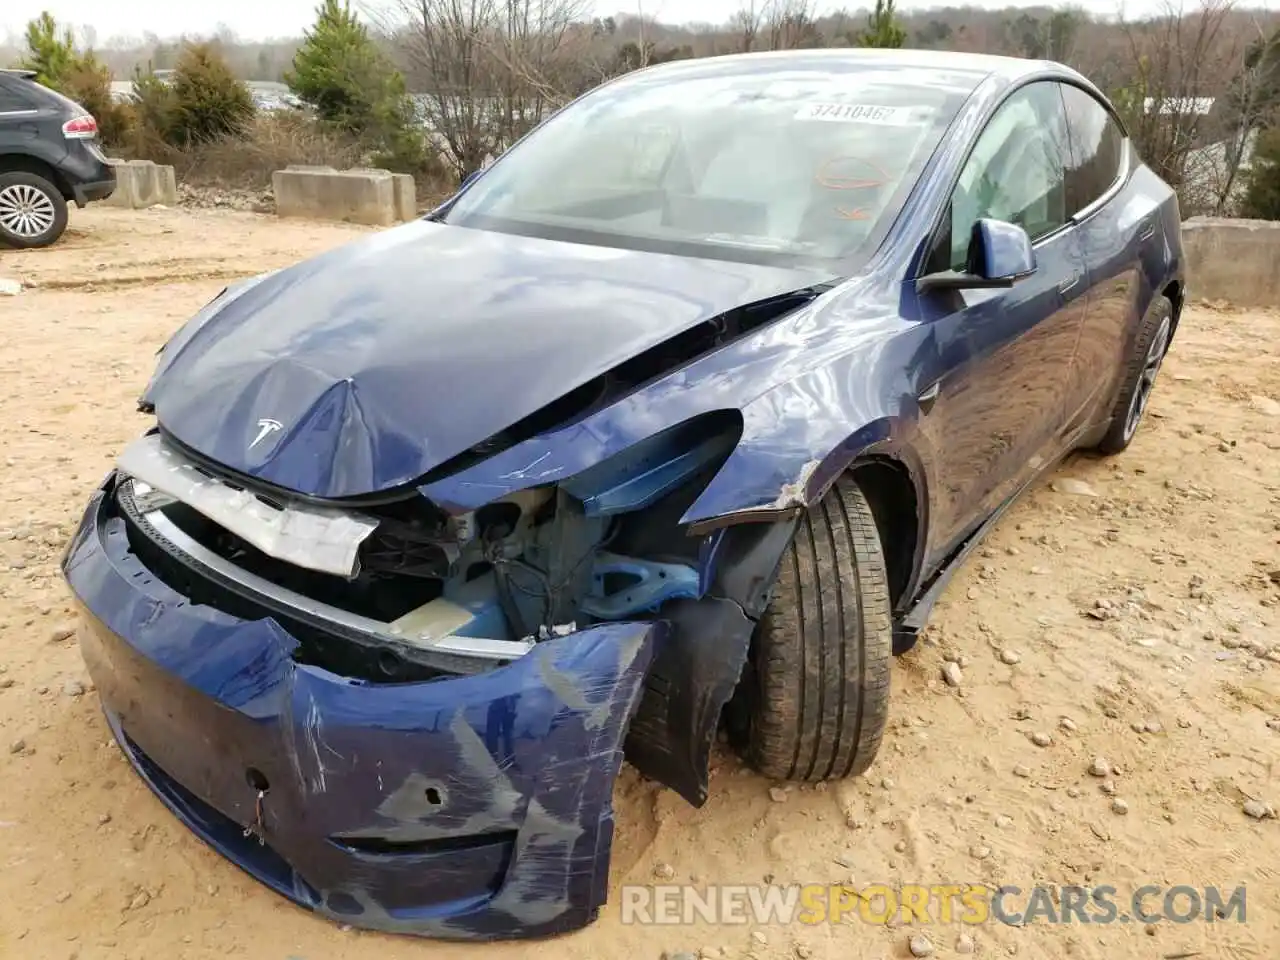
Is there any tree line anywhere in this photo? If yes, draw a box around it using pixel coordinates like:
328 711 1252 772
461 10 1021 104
4 1 1280 217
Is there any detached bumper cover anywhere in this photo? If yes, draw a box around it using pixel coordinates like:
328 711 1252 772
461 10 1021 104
62 483 659 939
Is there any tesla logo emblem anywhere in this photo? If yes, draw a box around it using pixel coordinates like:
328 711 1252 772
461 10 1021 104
249 418 283 450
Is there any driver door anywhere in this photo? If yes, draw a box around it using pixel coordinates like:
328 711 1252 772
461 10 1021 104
914 81 1089 567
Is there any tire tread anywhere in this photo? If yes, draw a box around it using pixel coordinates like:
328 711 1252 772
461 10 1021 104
746 476 892 782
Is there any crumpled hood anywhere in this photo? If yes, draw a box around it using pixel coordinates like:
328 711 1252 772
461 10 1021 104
146 220 825 499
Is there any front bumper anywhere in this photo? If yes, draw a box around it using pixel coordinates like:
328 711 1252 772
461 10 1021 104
62 479 658 939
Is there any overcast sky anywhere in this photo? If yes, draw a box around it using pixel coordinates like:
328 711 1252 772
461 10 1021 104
2 0 1278 42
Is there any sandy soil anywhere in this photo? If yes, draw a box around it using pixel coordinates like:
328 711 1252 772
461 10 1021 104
1 207 1278 960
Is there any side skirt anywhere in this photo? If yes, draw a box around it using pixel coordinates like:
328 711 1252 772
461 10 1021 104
894 427 1091 651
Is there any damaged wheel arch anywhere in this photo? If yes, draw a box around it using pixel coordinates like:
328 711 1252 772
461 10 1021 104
626 440 927 806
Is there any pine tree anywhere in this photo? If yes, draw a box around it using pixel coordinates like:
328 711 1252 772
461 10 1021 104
286 0 407 137
168 43 255 145
19 12 77 87
858 0 907 49
1242 128 1280 220
19 11 131 145
286 0 424 171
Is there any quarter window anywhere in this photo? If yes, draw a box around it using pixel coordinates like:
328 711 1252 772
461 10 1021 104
931 81 1070 272
1061 84 1125 215
0 80 32 112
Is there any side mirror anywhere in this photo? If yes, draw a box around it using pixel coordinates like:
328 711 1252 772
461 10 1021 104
916 218 1037 293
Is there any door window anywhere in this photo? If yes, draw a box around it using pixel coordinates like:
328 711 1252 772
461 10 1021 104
1060 84 1126 215
928 81 1071 272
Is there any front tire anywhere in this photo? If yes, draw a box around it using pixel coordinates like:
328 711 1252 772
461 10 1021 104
1094 295 1173 455
742 475 892 782
0 172 69 249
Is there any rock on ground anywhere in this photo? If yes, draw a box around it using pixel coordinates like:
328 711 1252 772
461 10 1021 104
908 934 934 957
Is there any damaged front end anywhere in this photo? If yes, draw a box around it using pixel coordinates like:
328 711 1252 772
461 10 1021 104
64 409 797 935
112 411 788 804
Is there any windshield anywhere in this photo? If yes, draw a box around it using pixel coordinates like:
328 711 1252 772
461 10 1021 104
443 59 978 269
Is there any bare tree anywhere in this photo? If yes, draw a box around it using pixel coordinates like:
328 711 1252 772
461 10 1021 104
1110 0 1280 214
373 0 588 179
378 0 494 178
728 0 818 52
1006 8 1083 62
485 0 594 137
729 2 763 52
764 0 819 50
1113 0 1239 194
1187 17 1280 213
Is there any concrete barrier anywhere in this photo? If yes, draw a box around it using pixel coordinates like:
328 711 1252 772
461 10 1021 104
103 159 177 209
390 172 416 222
271 167 416 226
347 167 417 221
1181 217 1280 308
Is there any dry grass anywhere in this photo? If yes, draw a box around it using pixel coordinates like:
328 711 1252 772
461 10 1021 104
118 112 366 190
114 111 456 207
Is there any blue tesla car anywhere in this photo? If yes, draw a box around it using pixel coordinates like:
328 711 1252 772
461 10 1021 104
62 49 1183 939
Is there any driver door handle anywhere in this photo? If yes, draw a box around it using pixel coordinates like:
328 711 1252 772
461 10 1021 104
1058 272 1082 295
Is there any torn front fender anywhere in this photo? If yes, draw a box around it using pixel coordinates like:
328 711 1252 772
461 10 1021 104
64 487 661 939
679 372 912 528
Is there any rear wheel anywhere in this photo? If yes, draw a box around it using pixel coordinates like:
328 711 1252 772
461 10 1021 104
742 475 892 782
0 172 68 249
1094 295 1173 455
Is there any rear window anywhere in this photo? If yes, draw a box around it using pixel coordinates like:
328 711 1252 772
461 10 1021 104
35 80 87 116
0 78 35 112
1061 85 1126 214
444 63 978 269
0 75 85 116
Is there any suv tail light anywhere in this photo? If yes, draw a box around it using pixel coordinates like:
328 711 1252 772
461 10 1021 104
62 114 98 140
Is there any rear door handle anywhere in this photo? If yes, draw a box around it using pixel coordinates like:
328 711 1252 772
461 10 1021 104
1058 272 1082 295
1139 219 1156 242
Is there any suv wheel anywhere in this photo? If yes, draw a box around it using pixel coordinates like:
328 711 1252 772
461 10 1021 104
0 172 69 249
740 475 892 782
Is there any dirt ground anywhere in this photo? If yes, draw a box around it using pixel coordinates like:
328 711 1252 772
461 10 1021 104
1 207 1278 960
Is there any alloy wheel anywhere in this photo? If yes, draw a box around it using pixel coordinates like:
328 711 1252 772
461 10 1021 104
1123 314 1172 442
0 183 57 240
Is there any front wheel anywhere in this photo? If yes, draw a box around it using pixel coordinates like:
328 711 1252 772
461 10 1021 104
740 475 892 782
1094 295 1173 455
0 172 69 249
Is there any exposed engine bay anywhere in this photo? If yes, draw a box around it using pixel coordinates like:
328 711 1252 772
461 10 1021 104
113 420 791 805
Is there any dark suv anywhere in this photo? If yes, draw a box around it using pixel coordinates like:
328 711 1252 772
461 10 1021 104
0 68 115 248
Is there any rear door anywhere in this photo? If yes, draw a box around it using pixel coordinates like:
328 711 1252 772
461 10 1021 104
1058 84 1147 430
914 81 1089 566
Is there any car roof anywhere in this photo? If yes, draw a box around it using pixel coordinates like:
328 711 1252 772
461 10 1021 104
626 47 1070 91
